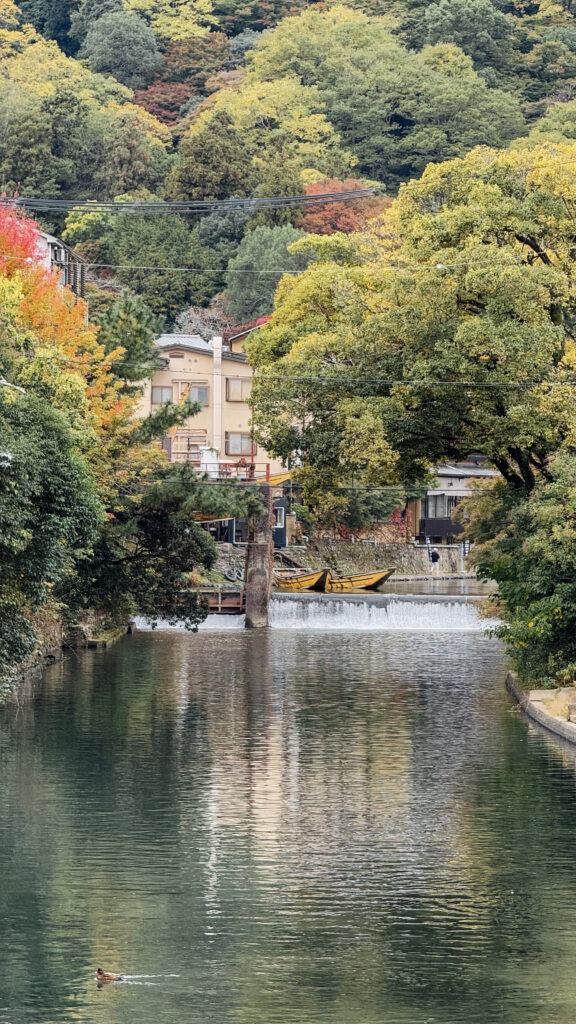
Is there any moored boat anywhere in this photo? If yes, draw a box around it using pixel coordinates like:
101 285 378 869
273 568 330 592
324 568 396 592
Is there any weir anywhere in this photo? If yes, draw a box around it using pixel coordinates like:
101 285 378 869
133 592 497 633
269 593 496 631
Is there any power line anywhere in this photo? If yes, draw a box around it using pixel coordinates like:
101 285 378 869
1 248 571 276
158 373 576 388
0 189 377 215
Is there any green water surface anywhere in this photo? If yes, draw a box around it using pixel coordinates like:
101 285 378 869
1 629 576 1024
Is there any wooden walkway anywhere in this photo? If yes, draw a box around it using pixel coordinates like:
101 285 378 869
206 590 246 614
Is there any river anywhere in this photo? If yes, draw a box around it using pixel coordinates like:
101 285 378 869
1 597 576 1024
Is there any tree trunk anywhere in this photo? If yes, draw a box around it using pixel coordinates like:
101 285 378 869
244 484 274 629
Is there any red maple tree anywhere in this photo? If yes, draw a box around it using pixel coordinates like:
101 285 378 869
297 178 390 235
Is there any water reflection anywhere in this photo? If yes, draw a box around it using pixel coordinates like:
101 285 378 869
2 630 576 1024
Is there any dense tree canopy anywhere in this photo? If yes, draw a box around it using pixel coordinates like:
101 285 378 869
0 204 261 684
248 7 525 187
111 213 218 319
8 0 576 684
123 0 215 40
423 0 514 78
247 141 576 506
82 12 163 89
224 224 311 320
0 18 171 199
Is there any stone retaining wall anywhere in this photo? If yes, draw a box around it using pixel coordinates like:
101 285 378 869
506 671 576 745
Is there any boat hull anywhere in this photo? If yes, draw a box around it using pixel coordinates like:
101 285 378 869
274 569 330 592
325 568 396 592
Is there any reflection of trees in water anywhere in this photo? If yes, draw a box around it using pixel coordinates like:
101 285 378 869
4 633 576 1023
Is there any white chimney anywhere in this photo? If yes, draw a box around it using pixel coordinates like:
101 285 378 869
212 335 223 457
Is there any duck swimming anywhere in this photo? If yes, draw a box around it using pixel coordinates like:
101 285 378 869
96 968 124 983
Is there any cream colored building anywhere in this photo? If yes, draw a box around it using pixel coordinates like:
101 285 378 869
138 333 284 480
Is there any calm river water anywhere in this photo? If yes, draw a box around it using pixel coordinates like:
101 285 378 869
2 618 576 1024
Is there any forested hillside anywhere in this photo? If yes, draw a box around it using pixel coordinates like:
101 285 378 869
4 0 576 682
4 0 576 326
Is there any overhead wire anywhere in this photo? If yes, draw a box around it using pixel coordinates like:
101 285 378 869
154 372 576 389
0 189 377 215
2 247 573 275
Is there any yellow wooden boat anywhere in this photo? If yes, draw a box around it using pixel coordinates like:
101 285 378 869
325 568 396 593
273 568 330 592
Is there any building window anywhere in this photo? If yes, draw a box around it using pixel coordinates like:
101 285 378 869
424 494 461 518
189 386 209 406
274 506 285 529
151 386 172 405
225 433 256 456
174 382 209 405
226 377 252 402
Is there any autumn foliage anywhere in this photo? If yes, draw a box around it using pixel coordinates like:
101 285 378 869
0 205 128 446
296 179 391 235
0 202 42 274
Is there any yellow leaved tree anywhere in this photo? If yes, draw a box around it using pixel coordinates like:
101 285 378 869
123 0 215 41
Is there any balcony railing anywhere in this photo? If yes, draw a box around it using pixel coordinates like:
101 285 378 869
218 462 271 482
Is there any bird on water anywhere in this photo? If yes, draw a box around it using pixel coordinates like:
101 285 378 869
95 968 124 983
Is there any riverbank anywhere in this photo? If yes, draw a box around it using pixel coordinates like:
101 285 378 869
506 671 576 745
213 539 474 581
0 608 130 704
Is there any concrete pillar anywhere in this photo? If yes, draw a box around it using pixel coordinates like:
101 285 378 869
244 484 274 629
212 334 223 458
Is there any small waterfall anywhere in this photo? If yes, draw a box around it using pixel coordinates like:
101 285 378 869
132 614 245 632
133 595 497 633
269 594 497 632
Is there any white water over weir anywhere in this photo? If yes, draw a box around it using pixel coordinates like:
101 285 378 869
270 593 496 631
133 593 497 633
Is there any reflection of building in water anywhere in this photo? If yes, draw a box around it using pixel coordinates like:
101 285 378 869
171 635 415 905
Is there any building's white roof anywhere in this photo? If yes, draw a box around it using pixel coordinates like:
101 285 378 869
155 334 213 354
154 333 247 363
435 464 499 479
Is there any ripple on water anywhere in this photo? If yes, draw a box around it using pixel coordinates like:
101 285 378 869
1 629 576 1024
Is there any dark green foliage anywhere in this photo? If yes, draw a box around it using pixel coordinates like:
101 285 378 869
112 214 218 320
224 224 310 321
92 292 164 389
18 0 80 53
135 398 202 443
81 13 163 90
211 0 320 34
0 392 103 678
196 207 250 248
0 85 168 200
196 207 250 267
544 25 576 52
423 0 514 76
470 454 576 687
0 394 102 603
250 10 525 188
69 0 123 42
0 87 99 199
168 111 257 201
63 463 263 629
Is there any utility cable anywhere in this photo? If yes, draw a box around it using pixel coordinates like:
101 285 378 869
151 373 576 389
0 189 377 215
2 248 573 275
